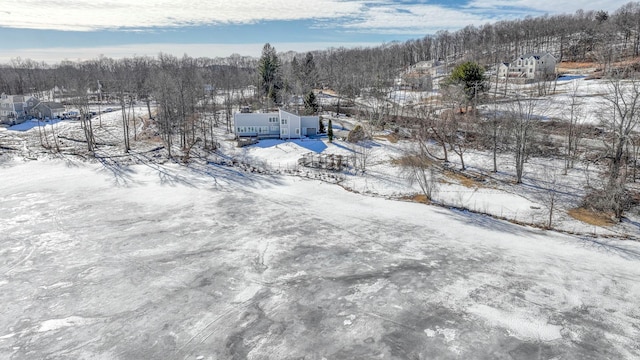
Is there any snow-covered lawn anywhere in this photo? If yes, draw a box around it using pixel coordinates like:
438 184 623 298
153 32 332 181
1 159 639 359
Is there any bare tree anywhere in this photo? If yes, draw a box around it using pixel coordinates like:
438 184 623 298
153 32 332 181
400 146 439 201
413 103 450 163
113 59 133 152
352 141 372 175
563 80 585 173
440 83 473 170
589 78 640 219
541 168 560 229
506 95 542 183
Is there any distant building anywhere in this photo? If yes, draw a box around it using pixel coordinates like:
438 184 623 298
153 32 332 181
0 94 39 125
234 109 319 139
498 53 556 79
408 60 448 78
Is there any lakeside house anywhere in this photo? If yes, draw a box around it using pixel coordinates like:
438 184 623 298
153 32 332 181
234 109 319 139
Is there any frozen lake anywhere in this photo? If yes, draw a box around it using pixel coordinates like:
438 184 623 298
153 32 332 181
1 159 639 359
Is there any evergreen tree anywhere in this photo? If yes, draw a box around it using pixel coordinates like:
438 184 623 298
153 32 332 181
328 119 334 143
446 61 489 111
318 117 325 133
258 43 282 107
304 90 318 115
302 52 318 91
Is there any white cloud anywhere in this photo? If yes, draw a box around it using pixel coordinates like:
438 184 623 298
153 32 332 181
466 0 631 14
0 0 631 35
337 4 491 33
0 0 366 31
0 42 383 63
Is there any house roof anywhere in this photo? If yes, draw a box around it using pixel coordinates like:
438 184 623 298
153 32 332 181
1 94 39 104
517 52 555 60
37 102 65 110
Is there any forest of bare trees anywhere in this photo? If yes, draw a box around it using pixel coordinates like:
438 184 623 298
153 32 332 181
5 3 640 104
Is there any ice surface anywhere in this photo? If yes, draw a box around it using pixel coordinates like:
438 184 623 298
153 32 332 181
1 158 639 359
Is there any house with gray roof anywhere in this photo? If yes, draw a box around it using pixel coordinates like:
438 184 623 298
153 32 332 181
33 102 66 119
0 94 39 125
498 53 556 79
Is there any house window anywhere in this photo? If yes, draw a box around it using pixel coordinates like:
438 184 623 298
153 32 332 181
270 125 279 132
295 128 300 135
281 118 287 125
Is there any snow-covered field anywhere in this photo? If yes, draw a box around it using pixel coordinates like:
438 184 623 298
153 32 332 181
1 158 640 359
1 75 640 358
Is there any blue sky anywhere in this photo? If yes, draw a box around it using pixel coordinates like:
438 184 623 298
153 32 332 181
0 0 630 63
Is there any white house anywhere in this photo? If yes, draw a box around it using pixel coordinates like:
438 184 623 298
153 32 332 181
234 109 319 139
498 53 556 79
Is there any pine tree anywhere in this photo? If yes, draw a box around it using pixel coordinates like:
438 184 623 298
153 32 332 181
304 91 318 115
446 61 489 112
258 43 282 107
328 119 334 143
318 117 325 133
302 52 318 91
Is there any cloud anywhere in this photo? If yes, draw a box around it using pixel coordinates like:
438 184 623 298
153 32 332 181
0 0 631 35
0 0 366 31
465 0 631 14
335 4 492 33
0 42 383 63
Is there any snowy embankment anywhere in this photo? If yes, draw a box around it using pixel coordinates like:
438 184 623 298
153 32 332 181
1 158 639 359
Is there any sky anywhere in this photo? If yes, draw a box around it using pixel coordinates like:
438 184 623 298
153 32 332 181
0 0 631 63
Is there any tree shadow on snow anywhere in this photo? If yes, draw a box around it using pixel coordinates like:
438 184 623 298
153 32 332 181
443 207 541 238
329 141 355 153
250 138 328 153
199 161 286 189
575 236 640 261
444 205 640 262
95 155 138 187
290 139 327 153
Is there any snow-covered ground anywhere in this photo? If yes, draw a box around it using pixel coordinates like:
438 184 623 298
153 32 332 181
1 158 639 359
1 75 639 358
223 121 639 238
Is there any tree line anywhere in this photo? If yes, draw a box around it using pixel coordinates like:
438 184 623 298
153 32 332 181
1 2 640 222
